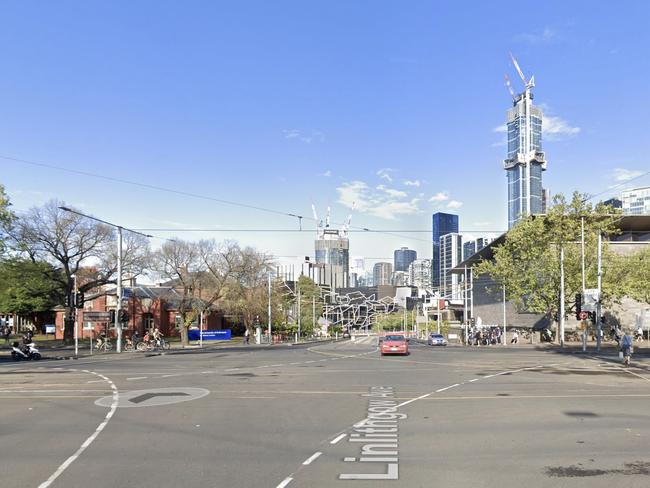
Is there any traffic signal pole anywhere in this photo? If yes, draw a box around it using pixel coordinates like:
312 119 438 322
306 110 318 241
596 233 602 352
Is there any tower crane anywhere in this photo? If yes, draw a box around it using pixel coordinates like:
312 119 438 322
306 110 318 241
509 52 535 90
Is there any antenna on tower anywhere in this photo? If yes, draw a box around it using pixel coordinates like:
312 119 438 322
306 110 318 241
509 52 535 90
325 206 331 228
504 74 516 101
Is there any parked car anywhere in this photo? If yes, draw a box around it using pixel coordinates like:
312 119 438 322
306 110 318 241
342 330 351 339
427 333 447 346
380 334 409 356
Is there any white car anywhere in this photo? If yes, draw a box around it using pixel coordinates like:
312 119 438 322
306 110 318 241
427 333 447 346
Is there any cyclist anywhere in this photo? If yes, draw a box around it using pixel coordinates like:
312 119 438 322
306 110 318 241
96 331 107 349
152 327 162 347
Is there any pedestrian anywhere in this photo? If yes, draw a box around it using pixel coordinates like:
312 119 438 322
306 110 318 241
244 328 250 345
511 329 519 344
621 332 633 366
635 325 644 343
2 324 11 344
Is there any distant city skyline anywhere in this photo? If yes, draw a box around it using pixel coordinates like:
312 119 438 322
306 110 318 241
1 1 648 266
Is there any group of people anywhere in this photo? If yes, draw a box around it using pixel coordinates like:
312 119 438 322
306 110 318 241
95 327 164 350
466 326 504 346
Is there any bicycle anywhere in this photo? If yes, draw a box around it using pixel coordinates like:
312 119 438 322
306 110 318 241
95 339 113 352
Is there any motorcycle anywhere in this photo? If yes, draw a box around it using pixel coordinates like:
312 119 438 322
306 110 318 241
11 341 42 361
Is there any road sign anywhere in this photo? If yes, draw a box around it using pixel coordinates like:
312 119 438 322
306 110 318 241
579 311 589 320
582 289 600 313
83 311 112 322
188 329 232 341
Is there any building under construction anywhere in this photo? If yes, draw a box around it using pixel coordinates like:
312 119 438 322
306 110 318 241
310 206 350 290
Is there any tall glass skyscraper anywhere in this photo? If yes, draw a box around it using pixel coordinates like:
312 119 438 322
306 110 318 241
503 70 547 228
394 247 417 272
431 212 458 288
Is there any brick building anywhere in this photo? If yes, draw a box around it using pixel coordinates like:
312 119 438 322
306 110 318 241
53 283 228 340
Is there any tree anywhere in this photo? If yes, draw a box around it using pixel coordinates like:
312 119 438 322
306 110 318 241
153 239 244 345
8 201 151 342
474 192 622 325
0 258 65 316
375 312 404 332
220 247 284 339
294 276 324 337
607 246 650 305
0 184 16 255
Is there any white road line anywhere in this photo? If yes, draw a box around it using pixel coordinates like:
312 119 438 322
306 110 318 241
126 376 147 381
276 477 293 488
468 378 479 383
302 452 322 465
161 374 182 378
436 383 460 393
38 370 118 488
330 433 347 444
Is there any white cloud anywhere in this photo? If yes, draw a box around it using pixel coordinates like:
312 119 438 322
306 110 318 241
612 168 644 182
403 180 421 187
447 200 463 209
376 168 395 182
283 129 325 144
320 170 332 177
429 192 449 203
514 26 558 44
493 125 507 133
543 115 580 140
376 185 408 198
336 180 421 220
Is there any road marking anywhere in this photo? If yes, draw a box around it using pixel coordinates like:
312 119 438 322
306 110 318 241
302 452 322 465
161 374 182 378
468 378 479 382
330 434 347 444
276 477 293 488
126 377 147 381
38 370 118 488
436 383 460 393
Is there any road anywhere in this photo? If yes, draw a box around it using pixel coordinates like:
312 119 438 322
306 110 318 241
1 338 650 488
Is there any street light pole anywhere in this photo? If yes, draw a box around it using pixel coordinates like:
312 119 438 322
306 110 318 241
297 282 301 342
268 272 272 344
73 274 78 356
560 246 565 347
116 226 123 353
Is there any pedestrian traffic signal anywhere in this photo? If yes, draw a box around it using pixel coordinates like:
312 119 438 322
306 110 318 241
74 291 85 309
118 310 129 323
574 293 582 321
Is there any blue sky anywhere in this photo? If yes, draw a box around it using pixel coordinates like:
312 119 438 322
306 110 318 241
1 1 649 270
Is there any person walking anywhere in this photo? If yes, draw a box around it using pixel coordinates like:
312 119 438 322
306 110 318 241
2 324 11 344
244 328 250 345
621 332 633 367
511 329 519 345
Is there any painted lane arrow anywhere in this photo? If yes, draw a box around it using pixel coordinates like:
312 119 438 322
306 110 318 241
129 392 190 404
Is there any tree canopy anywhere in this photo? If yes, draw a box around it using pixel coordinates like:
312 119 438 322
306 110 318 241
0 258 65 315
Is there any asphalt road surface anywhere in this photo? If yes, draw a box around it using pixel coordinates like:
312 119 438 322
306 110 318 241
2 338 650 488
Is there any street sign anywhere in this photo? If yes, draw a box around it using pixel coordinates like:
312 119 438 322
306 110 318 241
582 289 600 313
83 311 111 322
188 329 231 341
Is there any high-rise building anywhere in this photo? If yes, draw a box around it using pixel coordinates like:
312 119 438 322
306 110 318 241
391 271 408 287
603 197 623 210
373 262 393 286
313 208 349 290
440 233 463 299
432 213 459 288
394 247 417 272
462 236 494 261
408 259 432 289
622 187 650 215
503 56 547 229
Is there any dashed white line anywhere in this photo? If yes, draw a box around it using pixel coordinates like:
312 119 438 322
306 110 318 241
126 377 147 381
330 433 347 444
468 378 479 383
302 451 322 465
276 476 293 488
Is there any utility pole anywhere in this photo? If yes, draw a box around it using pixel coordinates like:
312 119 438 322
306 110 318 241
502 283 507 345
559 247 564 347
596 233 603 352
464 266 468 344
268 273 272 344
581 217 586 292
312 296 316 337
73 274 78 356
116 226 123 353
297 281 301 342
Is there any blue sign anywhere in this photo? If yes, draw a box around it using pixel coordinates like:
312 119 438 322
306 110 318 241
188 329 231 341
45 324 56 334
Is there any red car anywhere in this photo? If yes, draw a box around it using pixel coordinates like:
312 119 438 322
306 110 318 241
380 334 409 356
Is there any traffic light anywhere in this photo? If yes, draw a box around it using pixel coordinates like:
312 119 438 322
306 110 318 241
118 310 129 323
108 309 116 324
74 291 85 309
575 293 582 320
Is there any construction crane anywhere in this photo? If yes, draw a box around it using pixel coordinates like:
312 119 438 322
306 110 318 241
509 52 535 90
341 202 356 236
